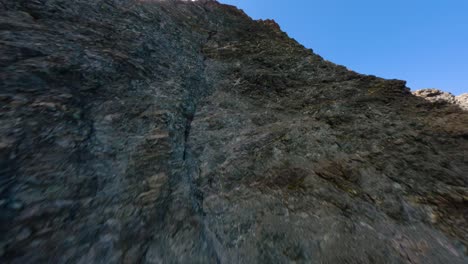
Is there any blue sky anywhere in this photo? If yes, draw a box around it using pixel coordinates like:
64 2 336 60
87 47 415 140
219 0 468 95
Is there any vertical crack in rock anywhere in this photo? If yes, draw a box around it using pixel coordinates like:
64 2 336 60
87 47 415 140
143 11 221 262
182 112 194 161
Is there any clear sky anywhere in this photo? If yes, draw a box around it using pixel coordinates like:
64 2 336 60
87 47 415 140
219 0 468 95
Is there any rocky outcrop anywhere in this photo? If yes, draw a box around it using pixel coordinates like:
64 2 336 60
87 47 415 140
413 88 468 110
1 0 467 263
413 89 458 104
456 94 468 110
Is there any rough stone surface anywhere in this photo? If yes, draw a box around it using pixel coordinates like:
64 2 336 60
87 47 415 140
413 89 468 110
1 0 467 263
456 94 468 110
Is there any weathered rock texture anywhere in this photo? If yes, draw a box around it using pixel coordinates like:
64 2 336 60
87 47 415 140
413 89 468 110
1 0 467 263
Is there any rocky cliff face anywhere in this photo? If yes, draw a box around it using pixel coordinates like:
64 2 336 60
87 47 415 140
1 0 467 263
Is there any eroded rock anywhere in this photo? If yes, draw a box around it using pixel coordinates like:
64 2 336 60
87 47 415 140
1 0 467 263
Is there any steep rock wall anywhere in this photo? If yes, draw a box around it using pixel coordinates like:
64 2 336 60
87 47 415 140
1 1 467 263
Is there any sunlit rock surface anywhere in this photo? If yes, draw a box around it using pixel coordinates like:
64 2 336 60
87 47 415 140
1 0 467 263
413 89 468 110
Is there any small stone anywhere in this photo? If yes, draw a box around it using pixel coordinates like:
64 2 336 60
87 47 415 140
146 132 170 140
9 201 24 210
16 228 32 241
103 114 120 122
0 138 15 149
0 94 11 101
59 93 73 99
31 101 59 110
72 112 81 120
429 212 439 223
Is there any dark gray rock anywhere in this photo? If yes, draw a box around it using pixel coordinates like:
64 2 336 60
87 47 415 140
1 0 467 263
